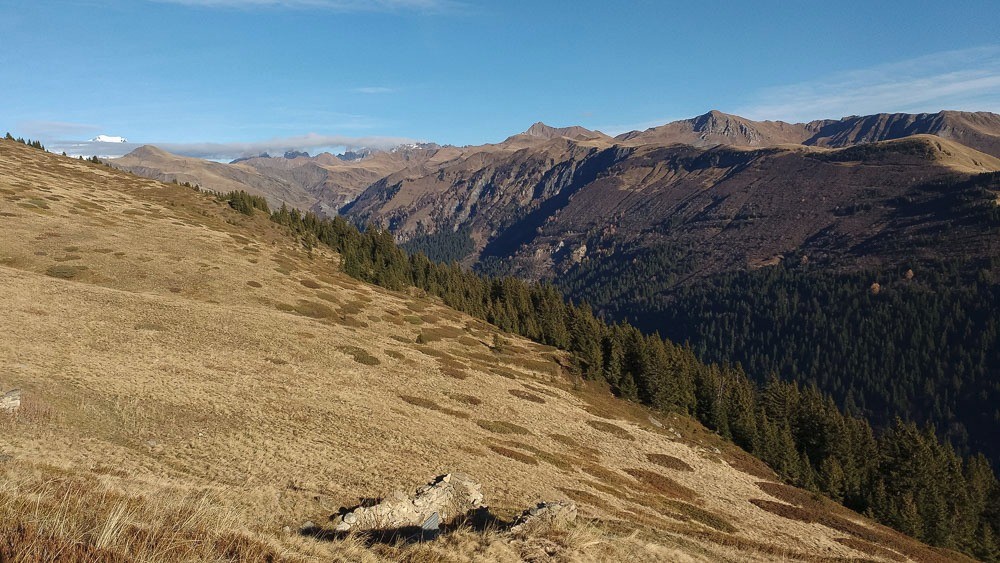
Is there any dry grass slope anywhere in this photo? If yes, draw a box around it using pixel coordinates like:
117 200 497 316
0 139 971 561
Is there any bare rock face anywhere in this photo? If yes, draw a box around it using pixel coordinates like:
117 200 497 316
331 473 485 533
1 389 21 412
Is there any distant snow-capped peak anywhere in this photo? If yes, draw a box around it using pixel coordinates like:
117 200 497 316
90 135 128 143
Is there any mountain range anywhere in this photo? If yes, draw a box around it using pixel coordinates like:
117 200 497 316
108 110 1000 223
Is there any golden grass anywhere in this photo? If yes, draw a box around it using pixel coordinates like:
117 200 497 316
0 465 285 563
399 395 470 419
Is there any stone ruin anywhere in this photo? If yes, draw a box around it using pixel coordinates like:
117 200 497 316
310 473 577 541
0 388 20 413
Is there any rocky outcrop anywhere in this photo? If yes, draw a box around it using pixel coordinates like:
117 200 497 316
1 389 20 412
330 473 485 533
311 473 577 542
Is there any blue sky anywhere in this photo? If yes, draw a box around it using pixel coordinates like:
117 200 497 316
1 0 999 158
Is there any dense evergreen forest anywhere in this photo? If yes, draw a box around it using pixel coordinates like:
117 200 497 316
214 192 1000 560
401 225 476 264
555 248 1000 455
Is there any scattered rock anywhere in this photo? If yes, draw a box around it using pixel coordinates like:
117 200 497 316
1 389 21 413
510 501 578 534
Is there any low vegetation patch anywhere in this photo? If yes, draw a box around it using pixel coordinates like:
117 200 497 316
580 464 629 491
488 366 520 380
53 254 82 262
661 500 736 533
335 346 380 366
646 453 694 472
445 392 482 406
549 434 601 461
586 420 634 440
293 300 335 319
314 291 339 303
508 389 546 404
417 326 465 343
475 419 531 435
624 468 697 501
45 264 87 279
338 301 364 315
440 366 469 380
399 395 469 419
487 445 537 465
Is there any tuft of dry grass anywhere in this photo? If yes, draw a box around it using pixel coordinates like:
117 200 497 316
0 465 284 563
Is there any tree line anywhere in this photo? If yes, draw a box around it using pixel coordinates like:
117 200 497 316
4 132 45 151
251 199 999 559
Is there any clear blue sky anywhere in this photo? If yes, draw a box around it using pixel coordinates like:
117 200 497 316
2 0 999 158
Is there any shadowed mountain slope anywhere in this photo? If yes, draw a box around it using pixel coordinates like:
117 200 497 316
345 134 1000 280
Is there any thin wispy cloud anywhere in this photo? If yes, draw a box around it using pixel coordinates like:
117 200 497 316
355 86 394 94
17 120 102 139
149 0 459 12
49 132 419 159
738 45 1000 122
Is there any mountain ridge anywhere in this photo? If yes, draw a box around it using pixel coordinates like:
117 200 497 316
615 110 1000 157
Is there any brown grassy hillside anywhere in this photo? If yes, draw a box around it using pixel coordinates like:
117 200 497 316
0 139 969 561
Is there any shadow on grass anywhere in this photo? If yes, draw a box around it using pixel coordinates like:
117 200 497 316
300 506 511 547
